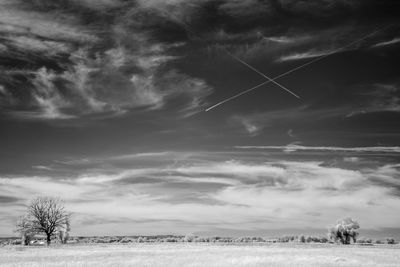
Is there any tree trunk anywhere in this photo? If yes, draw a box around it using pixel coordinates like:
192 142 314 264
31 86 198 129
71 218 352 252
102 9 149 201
344 233 350 245
46 233 51 246
21 232 26 246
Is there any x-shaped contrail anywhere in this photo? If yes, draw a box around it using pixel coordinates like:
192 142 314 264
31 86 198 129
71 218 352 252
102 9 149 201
205 25 391 112
223 48 300 99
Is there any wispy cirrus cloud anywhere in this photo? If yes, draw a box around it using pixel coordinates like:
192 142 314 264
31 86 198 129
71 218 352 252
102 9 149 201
0 6 97 43
345 84 400 117
1 0 399 121
0 0 213 120
277 49 336 62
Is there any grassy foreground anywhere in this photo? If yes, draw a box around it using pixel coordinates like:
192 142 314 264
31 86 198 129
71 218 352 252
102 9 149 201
1 243 399 267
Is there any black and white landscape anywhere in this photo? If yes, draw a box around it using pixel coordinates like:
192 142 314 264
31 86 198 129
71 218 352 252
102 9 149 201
0 0 400 266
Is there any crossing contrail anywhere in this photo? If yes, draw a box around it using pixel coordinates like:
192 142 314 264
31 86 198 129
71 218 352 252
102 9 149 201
223 49 300 99
205 25 391 112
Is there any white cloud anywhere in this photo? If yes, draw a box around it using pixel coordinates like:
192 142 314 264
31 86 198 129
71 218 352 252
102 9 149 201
0 8 97 43
32 165 53 171
263 35 312 44
4 36 71 55
2 152 400 236
15 67 75 120
231 116 264 136
212 160 400 229
235 145 400 153
277 49 336 62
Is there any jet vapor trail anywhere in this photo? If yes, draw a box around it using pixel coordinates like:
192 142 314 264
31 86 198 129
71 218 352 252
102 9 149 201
223 49 300 99
205 25 391 112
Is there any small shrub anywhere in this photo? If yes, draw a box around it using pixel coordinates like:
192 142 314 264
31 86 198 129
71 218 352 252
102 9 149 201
387 238 396 245
137 237 147 243
184 234 196 242
11 239 22 245
320 237 328 243
120 237 133 243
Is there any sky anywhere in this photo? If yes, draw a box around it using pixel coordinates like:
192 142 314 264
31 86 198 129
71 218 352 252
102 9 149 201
0 0 400 238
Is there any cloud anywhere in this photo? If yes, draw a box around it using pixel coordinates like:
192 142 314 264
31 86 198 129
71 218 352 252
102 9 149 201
277 49 336 62
3 36 71 55
262 35 312 44
10 67 75 120
0 6 97 43
368 164 400 195
219 0 273 18
365 84 400 112
230 115 264 136
1 149 400 235
32 165 53 171
0 0 213 120
2 0 398 121
228 106 343 136
345 84 400 117
0 84 17 107
236 145 400 153
287 129 296 138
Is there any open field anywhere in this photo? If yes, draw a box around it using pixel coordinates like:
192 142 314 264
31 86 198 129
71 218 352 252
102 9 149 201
1 243 399 267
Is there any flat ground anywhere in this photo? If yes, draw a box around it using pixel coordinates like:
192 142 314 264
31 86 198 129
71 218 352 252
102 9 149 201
0 243 399 267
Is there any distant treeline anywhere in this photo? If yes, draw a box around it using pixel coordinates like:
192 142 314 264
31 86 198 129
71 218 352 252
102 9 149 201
1 235 397 246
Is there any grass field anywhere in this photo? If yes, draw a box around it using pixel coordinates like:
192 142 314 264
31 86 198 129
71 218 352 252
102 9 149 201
1 243 399 267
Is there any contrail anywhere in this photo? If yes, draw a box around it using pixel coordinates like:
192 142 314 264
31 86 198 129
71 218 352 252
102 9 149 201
205 25 391 112
182 24 300 108
223 48 300 99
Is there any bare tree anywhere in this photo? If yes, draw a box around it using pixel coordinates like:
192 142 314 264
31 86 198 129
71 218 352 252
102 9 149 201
28 196 70 245
58 216 70 244
15 215 37 246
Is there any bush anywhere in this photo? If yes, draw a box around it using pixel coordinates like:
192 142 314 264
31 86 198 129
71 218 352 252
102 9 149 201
183 234 196 242
387 238 396 245
320 237 328 243
120 237 134 243
137 237 147 243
